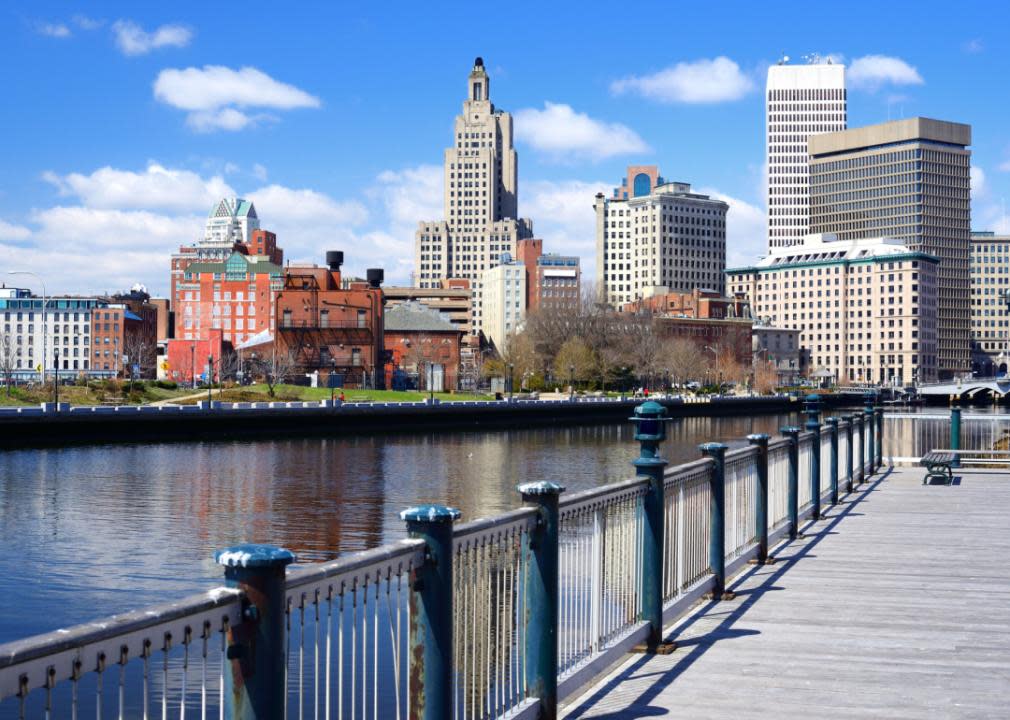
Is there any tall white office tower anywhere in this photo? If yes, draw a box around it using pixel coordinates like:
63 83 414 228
766 59 846 249
415 57 533 334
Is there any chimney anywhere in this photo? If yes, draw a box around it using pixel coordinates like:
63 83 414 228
366 268 384 288
325 251 344 271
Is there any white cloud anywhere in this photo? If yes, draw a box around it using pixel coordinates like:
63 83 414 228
971 166 987 198
223 162 240 175
696 187 767 268
374 165 443 226
611 57 754 103
154 66 320 131
252 164 269 182
112 20 192 55
72 15 104 31
0 219 31 241
38 22 71 38
998 158 1010 173
848 55 924 91
43 163 235 213
514 103 649 161
32 206 202 250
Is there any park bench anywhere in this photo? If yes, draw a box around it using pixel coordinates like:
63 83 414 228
921 451 954 485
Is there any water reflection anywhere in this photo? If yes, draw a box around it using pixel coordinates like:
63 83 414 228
0 413 798 642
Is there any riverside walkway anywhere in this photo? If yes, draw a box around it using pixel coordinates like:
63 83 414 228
562 466 1010 719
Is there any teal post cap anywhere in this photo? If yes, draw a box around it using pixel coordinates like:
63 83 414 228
805 393 821 402
631 399 666 419
517 481 566 496
399 504 462 523
215 544 295 568
780 426 801 435
826 416 839 424
746 433 771 443
698 442 728 454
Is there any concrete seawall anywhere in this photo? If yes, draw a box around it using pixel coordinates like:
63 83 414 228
0 394 847 449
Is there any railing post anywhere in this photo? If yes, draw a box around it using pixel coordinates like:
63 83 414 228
864 393 875 476
215 544 295 720
781 427 801 539
747 433 774 565
518 481 564 719
843 414 855 494
950 396 962 468
826 417 839 506
804 394 822 520
400 504 461 720
699 442 734 601
875 406 884 470
630 400 672 652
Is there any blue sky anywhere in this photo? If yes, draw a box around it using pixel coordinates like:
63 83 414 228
2 1 1008 296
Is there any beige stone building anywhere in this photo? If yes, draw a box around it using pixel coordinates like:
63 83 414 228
727 233 939 386
970 231 1010 374
414 58 533 334
766 60 847 249
808 117 971 378
595 166 728 309
480 253 526 352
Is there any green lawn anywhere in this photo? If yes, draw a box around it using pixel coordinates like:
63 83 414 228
232 384 494 403
0 382 196 407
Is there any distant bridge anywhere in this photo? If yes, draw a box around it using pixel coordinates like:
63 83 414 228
918 377 1010 398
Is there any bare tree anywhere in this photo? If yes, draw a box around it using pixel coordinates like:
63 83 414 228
663 338 705 387
753 359 779 395
250 347 299 398
217 350 241 383
122 332 156 380
0 332 16 397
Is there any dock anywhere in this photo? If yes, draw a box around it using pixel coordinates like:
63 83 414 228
562 467 1010 718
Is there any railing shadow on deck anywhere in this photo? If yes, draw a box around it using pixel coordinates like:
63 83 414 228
562 468 892 719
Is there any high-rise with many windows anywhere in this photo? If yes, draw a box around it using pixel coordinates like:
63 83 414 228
808 117 972 377
969 231 1010 374
595 166 728 309
414 57 533 333
766 60 847 250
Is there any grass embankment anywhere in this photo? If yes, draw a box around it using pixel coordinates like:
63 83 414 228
0 381 195 407
173 383 494 405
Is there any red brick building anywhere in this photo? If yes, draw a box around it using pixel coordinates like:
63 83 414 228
383 302 463 392
164 329 230 385
275 252 386 389
174 252 282 346
621 287 750 320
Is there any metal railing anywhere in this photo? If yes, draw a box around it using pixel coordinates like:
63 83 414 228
0 394 881 719
883 408 1010 465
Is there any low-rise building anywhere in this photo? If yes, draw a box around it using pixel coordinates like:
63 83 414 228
622 287 749 319
275 252 386 389
727 233 940 386
383 280 473 335
752 324 803 385
384 302 463 392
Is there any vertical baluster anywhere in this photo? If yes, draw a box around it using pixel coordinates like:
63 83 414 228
314 591 320 720
201 624 208 720
373 579 379 720
325 589 333 720
218 622 225 720
180 628 190 720
118 647 127 720
162 634 171 720
351 582 357 720
97 652 106 720
72 659 81 720
299 597 305 720
285 600 292 720
44 667 53 720
338 589 344 720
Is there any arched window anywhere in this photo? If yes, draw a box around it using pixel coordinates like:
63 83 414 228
633 173 651 197
473 82 483 101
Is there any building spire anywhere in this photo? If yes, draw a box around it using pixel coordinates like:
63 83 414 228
468 56 488 103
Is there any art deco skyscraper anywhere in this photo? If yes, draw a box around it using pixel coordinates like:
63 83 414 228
414 57 533 334
766 60 847 249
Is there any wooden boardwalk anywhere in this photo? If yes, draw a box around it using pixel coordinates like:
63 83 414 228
562 467 1010 719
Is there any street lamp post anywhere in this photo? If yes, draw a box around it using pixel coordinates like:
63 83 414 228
191 344 196 390
703 345 719 391
53 349 59 407
508 362 514 401
8 271 46 385
207 354 213 406
428 361 434 403
569 364 574 400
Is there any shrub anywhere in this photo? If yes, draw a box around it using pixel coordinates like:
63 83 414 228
153 380 178 390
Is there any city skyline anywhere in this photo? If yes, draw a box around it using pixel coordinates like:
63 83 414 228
2 1 1009 296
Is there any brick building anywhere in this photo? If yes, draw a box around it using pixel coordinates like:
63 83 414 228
621 287 750 320
275 252 386 389
383 302 463 392
164 329 230 386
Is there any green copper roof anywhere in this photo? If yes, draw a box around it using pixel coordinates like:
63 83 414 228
184 251 281 277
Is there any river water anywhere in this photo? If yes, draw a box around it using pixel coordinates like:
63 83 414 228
0 411 801 643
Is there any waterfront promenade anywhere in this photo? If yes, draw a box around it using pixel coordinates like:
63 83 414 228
562 467 1010 719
